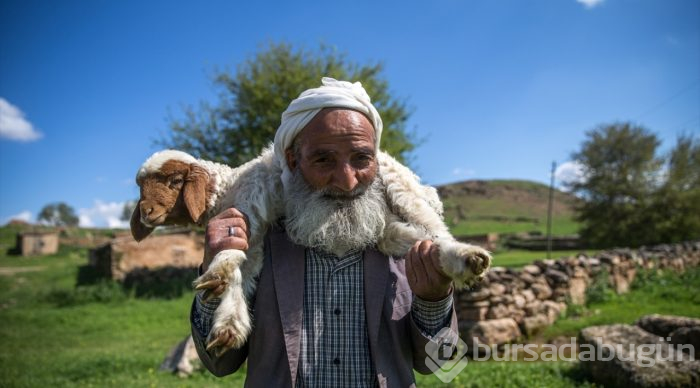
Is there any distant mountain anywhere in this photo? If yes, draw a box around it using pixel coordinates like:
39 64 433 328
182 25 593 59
436 179 580 236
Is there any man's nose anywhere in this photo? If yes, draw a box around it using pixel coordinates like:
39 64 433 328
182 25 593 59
332 163 359 192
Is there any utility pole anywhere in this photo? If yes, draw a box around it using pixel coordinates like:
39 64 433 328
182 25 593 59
546 161 556 260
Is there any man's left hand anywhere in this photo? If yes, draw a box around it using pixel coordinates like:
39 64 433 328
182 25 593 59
406 240 453 301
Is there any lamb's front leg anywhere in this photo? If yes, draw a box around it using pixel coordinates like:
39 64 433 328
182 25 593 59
192 249 252 356
434 238 492 288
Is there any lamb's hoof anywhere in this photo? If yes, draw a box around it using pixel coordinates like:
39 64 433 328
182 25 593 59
193 272 228 302
462 246 491 277
206 321 248 356
438 241 492 287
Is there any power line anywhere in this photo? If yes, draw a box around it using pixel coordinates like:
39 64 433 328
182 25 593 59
634 79 700 121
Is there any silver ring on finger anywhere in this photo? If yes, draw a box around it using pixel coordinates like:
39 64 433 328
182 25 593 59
228 226 236 237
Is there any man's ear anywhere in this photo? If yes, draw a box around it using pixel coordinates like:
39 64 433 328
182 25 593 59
130 201 154 241
285 148 297 171
183 164 209 224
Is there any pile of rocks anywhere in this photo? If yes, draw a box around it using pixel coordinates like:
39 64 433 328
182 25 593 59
580 314 700 387
456 241 700 346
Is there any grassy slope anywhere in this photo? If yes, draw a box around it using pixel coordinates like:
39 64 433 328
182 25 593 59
439 179 580 236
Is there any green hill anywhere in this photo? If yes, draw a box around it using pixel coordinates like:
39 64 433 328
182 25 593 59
437 179 580 236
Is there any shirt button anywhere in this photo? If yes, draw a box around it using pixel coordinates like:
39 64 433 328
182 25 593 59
334 308 341 315
333 358 340 365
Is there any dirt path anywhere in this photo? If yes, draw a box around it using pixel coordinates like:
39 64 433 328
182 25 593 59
0 266 45 276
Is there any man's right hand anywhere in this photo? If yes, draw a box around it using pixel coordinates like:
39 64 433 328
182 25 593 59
203 208 250 272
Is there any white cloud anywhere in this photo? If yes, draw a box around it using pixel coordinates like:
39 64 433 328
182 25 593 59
452 167 475 177
576 0 604 9
0 98 42 141
3 210 33 225
78 200 129 229
555 161 585 187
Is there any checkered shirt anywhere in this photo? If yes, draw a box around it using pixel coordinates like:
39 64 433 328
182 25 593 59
192 247 453 387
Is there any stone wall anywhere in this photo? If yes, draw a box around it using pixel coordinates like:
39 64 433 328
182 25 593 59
89 232 204 281
456 241 700 346
16 232 59 256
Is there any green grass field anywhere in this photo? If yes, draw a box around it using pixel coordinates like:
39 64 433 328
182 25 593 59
490 249 597 268
1 225 698 387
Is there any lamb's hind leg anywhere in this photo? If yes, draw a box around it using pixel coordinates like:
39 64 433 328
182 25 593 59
192 249 252 356
434 238 492 288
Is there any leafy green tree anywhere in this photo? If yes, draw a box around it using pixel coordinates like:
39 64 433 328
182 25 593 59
120 200 137 222
649 135 700 243
159 42 417 166
38 202 79 227
568 122 662 248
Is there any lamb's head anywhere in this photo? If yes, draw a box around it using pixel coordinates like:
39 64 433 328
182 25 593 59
131 150 212 241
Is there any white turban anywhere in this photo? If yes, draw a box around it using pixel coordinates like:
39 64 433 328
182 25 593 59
273 77 383 184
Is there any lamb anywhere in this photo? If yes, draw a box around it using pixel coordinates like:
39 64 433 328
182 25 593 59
131 146 492 356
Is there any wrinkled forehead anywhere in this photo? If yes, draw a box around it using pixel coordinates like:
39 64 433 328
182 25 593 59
295 108 376 149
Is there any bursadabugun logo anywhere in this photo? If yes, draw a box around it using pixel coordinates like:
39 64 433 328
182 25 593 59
424 327 469 383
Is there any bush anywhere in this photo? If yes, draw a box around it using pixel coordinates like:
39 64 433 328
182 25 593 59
45 281 128 307
585 271 615 306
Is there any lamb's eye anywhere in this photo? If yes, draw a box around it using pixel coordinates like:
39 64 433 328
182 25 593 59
170 177 184 187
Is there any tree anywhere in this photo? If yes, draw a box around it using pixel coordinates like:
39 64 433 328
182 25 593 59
38 202 79 227
649 135 700 243
568 122 662 248
120 200 137 222
159 42 417 167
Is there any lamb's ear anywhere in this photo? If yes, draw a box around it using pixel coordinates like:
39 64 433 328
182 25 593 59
183 164 209 224
130 201 154 241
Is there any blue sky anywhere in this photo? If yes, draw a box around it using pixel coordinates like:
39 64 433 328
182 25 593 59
1 0 698 227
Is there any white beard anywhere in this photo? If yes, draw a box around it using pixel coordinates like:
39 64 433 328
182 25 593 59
283 169 388 257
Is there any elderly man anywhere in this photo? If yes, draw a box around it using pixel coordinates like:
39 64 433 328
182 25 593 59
191 78 459 387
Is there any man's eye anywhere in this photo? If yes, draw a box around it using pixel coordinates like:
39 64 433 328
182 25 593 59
353 154 374 165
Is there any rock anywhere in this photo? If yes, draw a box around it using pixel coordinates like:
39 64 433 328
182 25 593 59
599 253 621 265
521 264 542 276
521 314 549 336
459 300 490 321
670 326 700 350
521 289 536 302
635 314 700 337
463 318 522 346
571 266 589 279
579 324 700 388
530 282 553 300
488 283 507 297
612 271 630 294
534 259 555 271
552 287 569 302
460 287 491 302
524 300 544 317
507 304 526 324
486 303 510 320
160 335 201 377
545 269 569 286
542 300 564 324
518 272 537 285
568 277 587 305
489 295 505 304
513 294 526 309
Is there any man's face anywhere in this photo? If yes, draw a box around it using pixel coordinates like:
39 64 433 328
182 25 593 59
285 108 378 195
